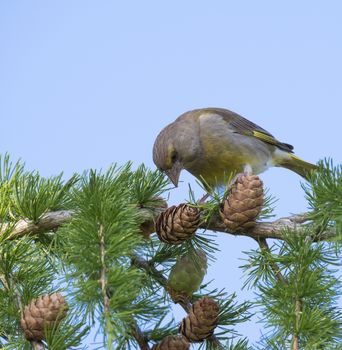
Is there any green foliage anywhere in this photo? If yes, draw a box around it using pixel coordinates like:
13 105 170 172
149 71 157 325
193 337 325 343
0 237 61 346
219 338 251 350
303 159 342 236
128 164 169 207
0 154 24 237
43 315 89 350
243 232 342 348
57 164 172 348
144 316 178 342
11 172 78 223
151 231 218 268
0 237 55 304
0 153 24 186
226 338 251 350
3 315 89 350
61 165 143 321
0 152 341 350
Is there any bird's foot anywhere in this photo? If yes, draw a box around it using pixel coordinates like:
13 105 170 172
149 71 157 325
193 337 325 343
198 193 210 204
228 166 253 188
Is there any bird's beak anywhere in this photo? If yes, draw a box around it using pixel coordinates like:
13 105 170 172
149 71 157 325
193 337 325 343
165 161 182 187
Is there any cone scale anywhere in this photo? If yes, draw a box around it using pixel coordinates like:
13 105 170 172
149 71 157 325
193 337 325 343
156 204 200 244
220 174 264 232
20 293 68 341
152 335 190 350
180 297 219 342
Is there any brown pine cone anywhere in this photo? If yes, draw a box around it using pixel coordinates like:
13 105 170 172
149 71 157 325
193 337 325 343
180 297 219 342
220 174 263 232
156 204 200 244
152 335 190 350
20 293 68 341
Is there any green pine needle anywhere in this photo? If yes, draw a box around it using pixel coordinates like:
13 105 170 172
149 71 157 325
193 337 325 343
303 158 342 236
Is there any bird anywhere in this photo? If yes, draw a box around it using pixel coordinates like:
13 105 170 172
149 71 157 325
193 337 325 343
153 107 316 189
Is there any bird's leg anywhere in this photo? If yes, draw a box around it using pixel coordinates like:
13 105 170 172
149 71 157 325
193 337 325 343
198 192 210 204
243 164 253 175
228 164 253 188
198 165 253 204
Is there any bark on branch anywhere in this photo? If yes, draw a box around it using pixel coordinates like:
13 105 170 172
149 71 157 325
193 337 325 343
129 321 151 350
2 209 336 242
201 212 336 241
255 237 288 285
3 210 74 240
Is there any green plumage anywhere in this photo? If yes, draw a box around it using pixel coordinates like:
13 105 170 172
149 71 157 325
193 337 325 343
153 107 317 187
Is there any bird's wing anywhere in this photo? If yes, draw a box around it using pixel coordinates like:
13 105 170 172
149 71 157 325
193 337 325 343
206 108 294 153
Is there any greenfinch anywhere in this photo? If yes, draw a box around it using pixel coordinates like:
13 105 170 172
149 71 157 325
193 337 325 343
153 107 316 188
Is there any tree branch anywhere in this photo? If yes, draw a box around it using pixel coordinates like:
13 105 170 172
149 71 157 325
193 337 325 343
201 212 336 241
255 238 303 350
132 255 225 350
131 255 192 312
291 298 301 350
4 210 73 240
2 209 335 242
98 224 115 350
255 237 288 284
99 224 110 313
130 321 151 350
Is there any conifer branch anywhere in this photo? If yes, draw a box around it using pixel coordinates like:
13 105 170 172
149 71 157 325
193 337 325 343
3 210 73 239
291 298 301 350
2 209 336 241
132 255 225 350
1 273 42 350
130 321 150 350
131 255 192 312
99 224 113 350
99 224 110 312
255 237 287 284
254 238 307 349
202 212 336 241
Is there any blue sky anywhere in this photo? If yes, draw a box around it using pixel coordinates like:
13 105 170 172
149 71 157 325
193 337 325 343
1 1 342 348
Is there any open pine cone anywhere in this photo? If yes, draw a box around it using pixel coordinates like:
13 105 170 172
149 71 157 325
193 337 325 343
20 293 68 341
152 335 190 350
156 204 200 244
220 174 264 232
180 297 219 342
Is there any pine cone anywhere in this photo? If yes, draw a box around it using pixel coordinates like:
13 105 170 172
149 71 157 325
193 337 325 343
180 297 219 342
156 204 200 244
220 174 263 232
152 335 190 350
168 249 207 300
20 293 68 341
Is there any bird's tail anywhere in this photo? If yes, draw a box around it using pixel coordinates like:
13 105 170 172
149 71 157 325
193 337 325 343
277 154 317 180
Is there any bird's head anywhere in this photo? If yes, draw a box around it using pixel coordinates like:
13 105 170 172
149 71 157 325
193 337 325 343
153 113 201 187
153 126 184 187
